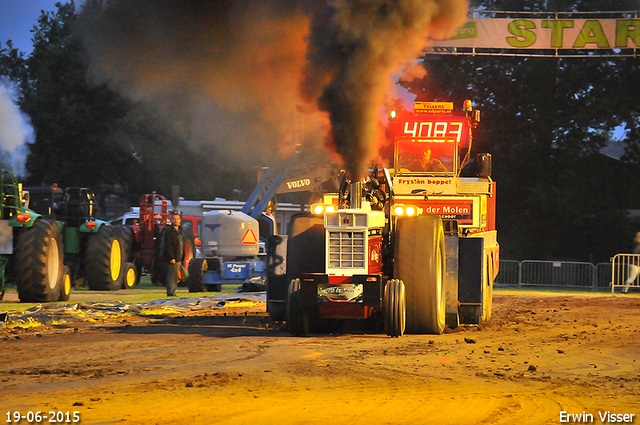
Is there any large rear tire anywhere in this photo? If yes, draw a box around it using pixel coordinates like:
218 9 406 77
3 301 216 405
187 258 207 293
266 213 323 322
395 215 446 334
384 279 406 337
85 225 124 291
286 214 325 284
481 256 494 323
15 218 64 303
114 225 134 262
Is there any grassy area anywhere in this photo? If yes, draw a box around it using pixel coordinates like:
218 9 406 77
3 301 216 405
0 277 241 312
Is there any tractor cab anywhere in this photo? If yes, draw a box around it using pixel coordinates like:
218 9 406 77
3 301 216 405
59 187 97 227
0 170 26 219
392 100 479 178
22 184 64 219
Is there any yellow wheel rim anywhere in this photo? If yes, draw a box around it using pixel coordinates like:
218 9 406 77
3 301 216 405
110 239 122 282
63 272 71 297
47 238 60 290
125 266 136 288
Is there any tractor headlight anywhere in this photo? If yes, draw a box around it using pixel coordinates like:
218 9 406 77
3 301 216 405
310 203 337 215
392 204 420 217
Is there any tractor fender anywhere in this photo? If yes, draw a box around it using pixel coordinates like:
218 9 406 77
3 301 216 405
8 211 41 228
79 219 110 233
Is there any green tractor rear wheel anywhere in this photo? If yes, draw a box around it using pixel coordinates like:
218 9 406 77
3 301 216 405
85 225 124 291
113 225 134 262
15 218 64 302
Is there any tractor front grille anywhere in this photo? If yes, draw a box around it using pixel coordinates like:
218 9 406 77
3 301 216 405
328 231 365 268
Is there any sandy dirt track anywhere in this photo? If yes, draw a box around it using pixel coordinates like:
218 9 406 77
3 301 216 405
1 290 639 425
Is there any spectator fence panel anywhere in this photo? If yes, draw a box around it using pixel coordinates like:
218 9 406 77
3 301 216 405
610 254 640 293
494 260 520 286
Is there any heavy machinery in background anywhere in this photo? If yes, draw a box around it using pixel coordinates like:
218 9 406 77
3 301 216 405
185 152 340 293
0 170 70 302
266 100 499 336
118 194 196 286
25 185 132 291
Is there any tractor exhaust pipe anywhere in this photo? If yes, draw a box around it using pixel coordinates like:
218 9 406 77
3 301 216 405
349 181 362 209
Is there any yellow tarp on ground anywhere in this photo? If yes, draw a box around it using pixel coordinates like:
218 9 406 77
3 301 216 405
0 293 266 330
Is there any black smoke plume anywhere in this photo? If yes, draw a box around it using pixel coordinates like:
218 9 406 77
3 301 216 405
78 0 468 180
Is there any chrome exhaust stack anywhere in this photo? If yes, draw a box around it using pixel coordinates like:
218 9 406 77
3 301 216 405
349 181 362 209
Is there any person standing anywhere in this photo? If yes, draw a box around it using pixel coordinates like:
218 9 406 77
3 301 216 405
161 210 184 297
624 231 640 293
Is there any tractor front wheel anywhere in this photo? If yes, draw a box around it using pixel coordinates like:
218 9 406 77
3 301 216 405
15 218 64 302
384 279 406 337
122 262 137 289
287 278 308 336
59 266 71 301
85 225 124 291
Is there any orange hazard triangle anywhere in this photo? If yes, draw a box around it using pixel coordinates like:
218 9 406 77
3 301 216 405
241 229 258 244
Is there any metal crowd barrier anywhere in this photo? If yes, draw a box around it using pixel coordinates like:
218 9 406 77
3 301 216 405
610 254 640 293
494 257 635 292
495 260 520 286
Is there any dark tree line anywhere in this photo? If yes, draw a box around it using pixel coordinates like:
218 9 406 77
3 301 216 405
1 0 639 262
0 2 257 208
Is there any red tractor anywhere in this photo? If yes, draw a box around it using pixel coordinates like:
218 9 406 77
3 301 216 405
266 100 499 337
119 194 195 286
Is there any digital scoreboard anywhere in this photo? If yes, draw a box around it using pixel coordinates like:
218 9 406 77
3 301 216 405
399 116 470 145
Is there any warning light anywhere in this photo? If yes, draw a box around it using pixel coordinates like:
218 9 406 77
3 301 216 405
16 213 31 223
463 99 473 111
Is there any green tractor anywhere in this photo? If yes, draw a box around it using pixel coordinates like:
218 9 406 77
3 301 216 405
26 185 135 291
0 169 70 302
56 187 134 290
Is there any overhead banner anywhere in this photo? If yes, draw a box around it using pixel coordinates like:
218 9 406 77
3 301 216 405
431 18 640 50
